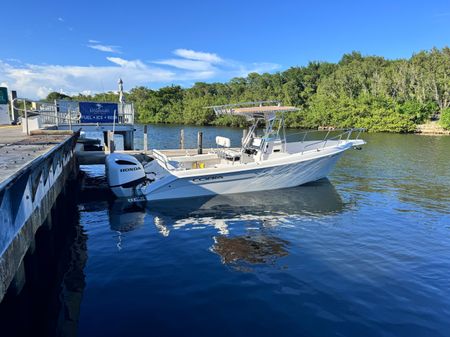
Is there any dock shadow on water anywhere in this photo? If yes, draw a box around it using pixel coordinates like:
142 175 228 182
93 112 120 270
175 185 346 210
0 189 88 337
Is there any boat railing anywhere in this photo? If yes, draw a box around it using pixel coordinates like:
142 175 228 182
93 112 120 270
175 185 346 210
153 149 182 171
152 149 171 169
285 128 364 154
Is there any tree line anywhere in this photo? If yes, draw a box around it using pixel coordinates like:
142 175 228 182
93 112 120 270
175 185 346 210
46 47 450 132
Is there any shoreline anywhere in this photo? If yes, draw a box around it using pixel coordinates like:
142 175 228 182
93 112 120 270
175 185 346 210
132 122 450 135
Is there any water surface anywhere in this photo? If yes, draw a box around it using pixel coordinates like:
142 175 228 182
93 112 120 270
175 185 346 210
74 127 450 337
3 126 449 337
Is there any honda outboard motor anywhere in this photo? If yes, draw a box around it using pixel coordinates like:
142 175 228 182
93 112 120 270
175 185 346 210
106 153 146 198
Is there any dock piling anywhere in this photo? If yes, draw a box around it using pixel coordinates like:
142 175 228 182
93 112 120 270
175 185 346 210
180 129 185 149
123 131 134 150
143 125 148 153
197 131 203 155
106 131 115 153
242 128 248 145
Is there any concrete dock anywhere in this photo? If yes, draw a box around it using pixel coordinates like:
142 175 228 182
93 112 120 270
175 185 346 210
0 125 79 301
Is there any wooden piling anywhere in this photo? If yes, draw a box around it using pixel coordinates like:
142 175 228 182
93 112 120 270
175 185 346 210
143 125 148 153
106 131 115 153
242 128 248 145
180 129 185 149
197 131 203 155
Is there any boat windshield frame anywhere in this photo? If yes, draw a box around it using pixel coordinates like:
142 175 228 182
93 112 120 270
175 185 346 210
207 101 298 153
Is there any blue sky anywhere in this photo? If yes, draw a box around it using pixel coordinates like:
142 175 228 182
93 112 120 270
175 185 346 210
1 0 449 98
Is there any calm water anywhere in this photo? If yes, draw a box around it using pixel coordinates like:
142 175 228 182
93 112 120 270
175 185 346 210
4 125 450 337
73 126 450 337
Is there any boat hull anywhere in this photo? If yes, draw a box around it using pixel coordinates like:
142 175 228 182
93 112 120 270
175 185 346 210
143 151 344 201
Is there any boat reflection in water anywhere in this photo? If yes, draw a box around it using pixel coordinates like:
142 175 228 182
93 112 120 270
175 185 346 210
109 200 146 232
108 179 344 267
108 200 146 250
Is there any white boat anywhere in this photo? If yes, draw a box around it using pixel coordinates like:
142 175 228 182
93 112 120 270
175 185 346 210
106 101 365 201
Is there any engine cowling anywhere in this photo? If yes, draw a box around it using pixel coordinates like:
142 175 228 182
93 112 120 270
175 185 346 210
106 153 146 198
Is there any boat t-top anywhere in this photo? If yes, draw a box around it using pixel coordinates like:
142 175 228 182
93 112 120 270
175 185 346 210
106 101 365 201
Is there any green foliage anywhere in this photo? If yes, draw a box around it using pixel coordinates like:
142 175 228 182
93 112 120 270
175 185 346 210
71 91 119 102
306 93 416 132
211 115 249 127
58 47 450 132
45 92 71 102
396 100 436 124
440 108 450 130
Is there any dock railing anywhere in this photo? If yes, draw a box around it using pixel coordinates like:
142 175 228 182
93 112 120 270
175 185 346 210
12 98 81 135
12 98 135 134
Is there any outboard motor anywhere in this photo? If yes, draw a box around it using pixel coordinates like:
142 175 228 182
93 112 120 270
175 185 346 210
106 153 146 198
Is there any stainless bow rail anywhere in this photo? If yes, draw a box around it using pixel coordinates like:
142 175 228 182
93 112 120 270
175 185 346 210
285 128 365 154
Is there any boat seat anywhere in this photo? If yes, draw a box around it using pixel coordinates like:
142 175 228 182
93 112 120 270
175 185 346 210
215 136 240 161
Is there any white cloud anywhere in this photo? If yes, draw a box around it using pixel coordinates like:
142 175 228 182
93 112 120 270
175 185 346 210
173 49 223 63
88 44 121 53
0 59 175 99
88 39 100 43
57 17 64 22
155 48 280 80
0 49 280 99
153 59 215 71
106 57 148 69
5 58 21 63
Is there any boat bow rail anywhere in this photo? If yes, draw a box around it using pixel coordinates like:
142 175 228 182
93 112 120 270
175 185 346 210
287 128 366 154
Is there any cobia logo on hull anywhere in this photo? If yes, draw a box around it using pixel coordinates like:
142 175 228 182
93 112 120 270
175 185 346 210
191 175 223 183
